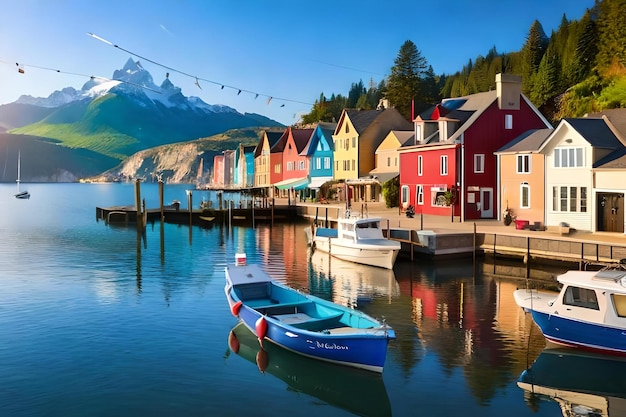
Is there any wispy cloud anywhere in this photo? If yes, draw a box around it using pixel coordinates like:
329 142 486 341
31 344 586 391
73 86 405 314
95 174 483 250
160 24 174 37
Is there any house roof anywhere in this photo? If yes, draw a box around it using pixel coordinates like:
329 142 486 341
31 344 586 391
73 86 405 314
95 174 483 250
300 122 337 156
563 118 623 149
254 130 283 157
585 109 626 142
594 147 626 169
496 128 553 153
271 127 313 154
391 130 415 146
340 109 385 134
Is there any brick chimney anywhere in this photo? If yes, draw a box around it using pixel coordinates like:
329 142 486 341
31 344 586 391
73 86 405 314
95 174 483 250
496 73 521 110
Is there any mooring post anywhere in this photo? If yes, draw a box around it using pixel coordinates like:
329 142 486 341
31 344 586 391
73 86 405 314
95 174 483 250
159 180 164 223
134 179 143 232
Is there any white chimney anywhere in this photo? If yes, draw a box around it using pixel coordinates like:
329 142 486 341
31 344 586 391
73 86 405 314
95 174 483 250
496 73 521 110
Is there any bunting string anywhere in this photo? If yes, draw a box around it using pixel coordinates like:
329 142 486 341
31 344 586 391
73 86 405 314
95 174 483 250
0 58 162 94
87 32 314 107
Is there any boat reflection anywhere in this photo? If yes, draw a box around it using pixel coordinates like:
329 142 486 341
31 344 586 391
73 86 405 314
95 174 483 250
518 347 626 417
228 322 392 417
309 249 399 308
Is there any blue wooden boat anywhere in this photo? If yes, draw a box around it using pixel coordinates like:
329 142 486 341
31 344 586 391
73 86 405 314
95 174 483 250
224 254 395 373
514 268 626 355
227 322 392 417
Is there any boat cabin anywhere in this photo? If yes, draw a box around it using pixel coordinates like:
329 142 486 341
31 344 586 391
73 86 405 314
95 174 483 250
553 270 626 327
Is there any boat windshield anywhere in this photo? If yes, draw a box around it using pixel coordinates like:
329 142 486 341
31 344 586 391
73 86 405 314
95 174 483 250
563 286 599 310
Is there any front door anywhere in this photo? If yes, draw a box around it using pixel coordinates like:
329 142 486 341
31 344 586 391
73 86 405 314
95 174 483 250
480 188 493 218
597 193 624 233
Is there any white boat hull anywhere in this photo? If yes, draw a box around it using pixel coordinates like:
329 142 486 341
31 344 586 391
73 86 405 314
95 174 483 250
314 236 399 269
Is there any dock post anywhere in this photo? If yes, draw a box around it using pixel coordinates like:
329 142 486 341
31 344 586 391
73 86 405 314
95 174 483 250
186 190 193 227
134 179 143 232
159 180 164 223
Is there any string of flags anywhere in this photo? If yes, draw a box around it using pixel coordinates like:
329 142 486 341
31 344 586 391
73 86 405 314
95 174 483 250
1 58 162 94
87 32 313 108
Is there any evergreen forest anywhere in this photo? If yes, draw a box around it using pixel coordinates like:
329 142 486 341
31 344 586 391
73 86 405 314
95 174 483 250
300 0 626 126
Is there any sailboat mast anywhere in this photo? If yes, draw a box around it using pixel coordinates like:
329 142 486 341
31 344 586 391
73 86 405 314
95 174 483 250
16 150 21 185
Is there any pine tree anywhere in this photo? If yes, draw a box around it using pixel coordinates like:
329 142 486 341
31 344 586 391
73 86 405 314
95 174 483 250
520 20 550 94
386 40 429 120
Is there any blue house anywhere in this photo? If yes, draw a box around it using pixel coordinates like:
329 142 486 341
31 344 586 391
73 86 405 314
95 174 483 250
301 122 337 197
234 144 256 188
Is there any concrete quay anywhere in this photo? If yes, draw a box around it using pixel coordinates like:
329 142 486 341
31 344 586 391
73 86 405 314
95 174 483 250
293 200 626 267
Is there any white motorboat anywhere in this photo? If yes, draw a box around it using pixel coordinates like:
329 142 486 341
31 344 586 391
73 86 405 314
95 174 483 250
513 267 626 355
306 214 400 270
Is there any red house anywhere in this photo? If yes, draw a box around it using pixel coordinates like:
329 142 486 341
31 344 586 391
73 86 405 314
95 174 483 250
271 127 314 197
399 73 551 221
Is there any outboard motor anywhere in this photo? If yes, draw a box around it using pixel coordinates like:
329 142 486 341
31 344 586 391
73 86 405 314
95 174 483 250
406 205 415 218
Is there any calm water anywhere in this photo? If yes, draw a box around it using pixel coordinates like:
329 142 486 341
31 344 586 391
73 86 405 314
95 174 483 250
0 183 570 417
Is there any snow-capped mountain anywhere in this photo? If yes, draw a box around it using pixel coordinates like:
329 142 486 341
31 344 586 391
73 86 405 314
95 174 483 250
0 58 283 181
15 58 240 115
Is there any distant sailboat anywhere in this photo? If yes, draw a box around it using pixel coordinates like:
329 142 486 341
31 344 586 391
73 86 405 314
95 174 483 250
14 150 30 199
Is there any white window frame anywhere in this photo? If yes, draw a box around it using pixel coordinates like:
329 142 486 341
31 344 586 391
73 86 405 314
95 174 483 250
520 182 530 209
416 185 424 205
554 147 584 168
505 114 513 130
552 186 588 212
517 154 531 173
401 185 410 207
418 155 423 176
474 154 484 173
323 157 330 170
440 155 448 176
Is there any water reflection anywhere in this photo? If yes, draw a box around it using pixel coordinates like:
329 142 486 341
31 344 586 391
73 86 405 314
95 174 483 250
308 249 399 308
518 348 626 417
227 322 392 417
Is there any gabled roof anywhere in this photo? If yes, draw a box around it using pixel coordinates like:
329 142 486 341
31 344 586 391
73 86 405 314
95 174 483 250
563 118 623 149
414 90 551 146
585 109 626 142
300 122 337 156
594 147 626 169
391 130 415 146
291 128 314 153
338 109 385 134
496 128 553 154
254 130 283 157
271 127 313 154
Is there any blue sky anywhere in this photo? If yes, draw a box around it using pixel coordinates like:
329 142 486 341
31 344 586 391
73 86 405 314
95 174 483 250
0 0 594 126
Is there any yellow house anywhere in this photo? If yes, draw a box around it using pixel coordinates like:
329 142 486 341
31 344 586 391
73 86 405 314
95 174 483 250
254 129 283 188
332 108 412 202
496 129 552 229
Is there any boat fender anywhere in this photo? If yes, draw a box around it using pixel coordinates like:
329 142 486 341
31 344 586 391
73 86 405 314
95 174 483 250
228 330 240 354
231 301 243 317
255 316 268 345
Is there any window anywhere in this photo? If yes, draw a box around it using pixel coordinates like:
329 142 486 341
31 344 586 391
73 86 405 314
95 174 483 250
431 187 448 206
520 182 530 209
298 160 305 171
394 157 398 167
612 294 626 318
323 157 330 170
315 158 321 170
553 186 588 212
418 155 423 176
416 125 422 142
345 124 349 134
387 157 391 167
554 147 584 167
563 286 599 310
474 154 484 173
440 155 448 176
401 185 410 206
517 154 531 173
505 114 513 129
416 185 424 205
352 137 356 148
352 159 355 171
